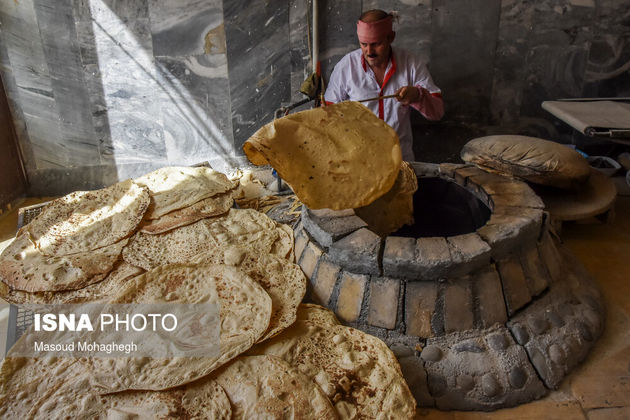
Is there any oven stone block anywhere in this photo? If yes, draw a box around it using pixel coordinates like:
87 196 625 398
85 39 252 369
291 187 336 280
414 237 452 280
477 210 541 259
490 192 545 210
443 277 474 333
538 231 563 284
453 166 487 186
475 265 509 327
298 241 322 279
405 281 438 338
438 163 464 179
383 236 417 279
519 246 551 296
446 233 492 277
476 177 531 195
301 207 367 247
293 226 309 262
496 255 532 316
327 228 381 275
335 272 368 323
367 277 400 329
311 258 341 306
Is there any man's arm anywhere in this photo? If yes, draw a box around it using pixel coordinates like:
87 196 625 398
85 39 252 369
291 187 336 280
395 86 444 121
396 54 444 120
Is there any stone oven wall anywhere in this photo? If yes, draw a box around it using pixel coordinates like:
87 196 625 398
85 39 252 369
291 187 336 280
294 162 605 410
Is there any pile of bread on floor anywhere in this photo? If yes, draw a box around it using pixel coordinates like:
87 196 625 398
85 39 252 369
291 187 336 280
0 166 416 419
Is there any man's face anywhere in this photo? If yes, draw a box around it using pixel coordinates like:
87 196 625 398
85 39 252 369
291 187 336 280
359 34 393 68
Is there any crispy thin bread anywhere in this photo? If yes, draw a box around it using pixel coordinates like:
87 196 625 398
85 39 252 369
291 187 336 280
270 222 294 262
0 355 87 419
355 161 418 236
86 263 272 393
295 303 341 326
134 166 236 219
24 179 149 256
0 349 231 419
0 261 143 304
212 355 337 419
248 320 416 419
192 246 306 341
139 191 234 235
0 233 126 292
243 101 402 210
29 371 231 419
122 208 281 271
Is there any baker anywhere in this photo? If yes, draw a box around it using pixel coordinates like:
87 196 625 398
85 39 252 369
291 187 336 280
324 9 444 161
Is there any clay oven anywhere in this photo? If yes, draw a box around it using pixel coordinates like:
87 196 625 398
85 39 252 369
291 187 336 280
294 162 604 410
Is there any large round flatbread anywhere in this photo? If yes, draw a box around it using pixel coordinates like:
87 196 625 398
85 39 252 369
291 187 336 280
139 191 234 234
460 135 591 190
295 303 341 327
134 166 236 219
122 208 281 271
243 101 402 210
0 233 126 292
24 179 149 256
0 353 231 419
192 246 306 341
0 355 86 419
212 355 337 419
86 263 272 393
270 222 295 262
32 371 231 419
247 320 416 419
0 261 143 304
355 161 418 236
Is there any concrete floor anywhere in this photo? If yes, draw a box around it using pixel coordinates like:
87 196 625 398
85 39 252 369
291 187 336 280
0 196 628 419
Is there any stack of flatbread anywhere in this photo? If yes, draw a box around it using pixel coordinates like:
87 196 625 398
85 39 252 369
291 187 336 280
0 166 239 304
0 165 416 419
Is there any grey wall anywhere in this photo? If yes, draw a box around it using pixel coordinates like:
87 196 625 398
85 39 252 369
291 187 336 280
0 0 629 195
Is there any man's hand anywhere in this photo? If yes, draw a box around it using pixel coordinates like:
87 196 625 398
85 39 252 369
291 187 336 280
395 86 421 105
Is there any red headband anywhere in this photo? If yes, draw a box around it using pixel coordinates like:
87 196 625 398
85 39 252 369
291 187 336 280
357 15 393 43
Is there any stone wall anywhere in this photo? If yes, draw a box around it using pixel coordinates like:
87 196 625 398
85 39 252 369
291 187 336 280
0 0 628 194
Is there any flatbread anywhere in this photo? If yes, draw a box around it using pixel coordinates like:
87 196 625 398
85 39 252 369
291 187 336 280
86 263 272 392
0 233 126 292
295 303 341 326
212 355 337 419
192 246 307 341
0 355 86 419
243 101 402 210
100 375 231 419
122 208 280 271
27 371 231 419
0 261 143 304
461 135 591 190
24 179 149 256
134 166 237 219
0 351 231 419
270 222 295 262
139 191 234 235
355 161 418 236
247 320 416 419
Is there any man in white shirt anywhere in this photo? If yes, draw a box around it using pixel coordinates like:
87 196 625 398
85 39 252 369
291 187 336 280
324 9 444 161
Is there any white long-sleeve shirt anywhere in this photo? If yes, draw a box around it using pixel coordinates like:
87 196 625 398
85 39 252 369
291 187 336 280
324 48 443 161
